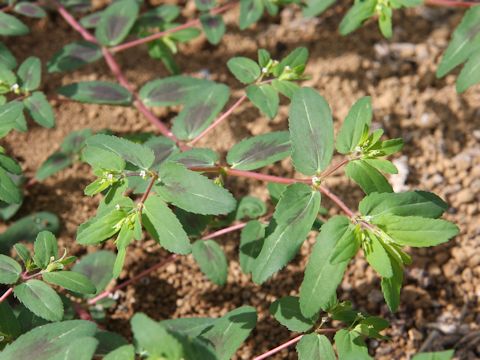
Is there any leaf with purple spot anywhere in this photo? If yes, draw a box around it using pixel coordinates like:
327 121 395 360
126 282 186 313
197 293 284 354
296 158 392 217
57 81 133 106
227 131 291 170
95 0 140 46
0 12 29 36
47 41 102 73
23 91 55 128
200 14 225 45
13 2 46 18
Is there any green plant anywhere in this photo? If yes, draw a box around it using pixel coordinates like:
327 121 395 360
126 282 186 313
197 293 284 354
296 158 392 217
0 0 470 359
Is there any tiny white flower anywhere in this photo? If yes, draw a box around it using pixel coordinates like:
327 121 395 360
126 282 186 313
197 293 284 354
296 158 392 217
311 176 321 185
261 67 268 74
10 83 19 92
115 204 121 211
139 170 147 179
364 215 372 222
284 65 291 71
107 173 113 181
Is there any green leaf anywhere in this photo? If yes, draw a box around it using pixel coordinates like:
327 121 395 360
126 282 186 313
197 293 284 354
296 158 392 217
239 220 265 275
156 162 236 215
0 12 29 36
86 134 154 170
35 152 73 181
0 254 21 284
139 76 207 107
131 313 183 359
227 131 290 170
57 81 133 106
72 250 116 296
47 41 103 73
0 167 21 204
336 97 372 154
246 83 279 119
14 243 31 264
239 0 264 30
13 2 46 18
375 214 459 247
203 306 257 360
289 87 334 175
18 56 41 91
275 47 309 77
14 280 63 322
296 333 336 360
271 79 299 99
362 158 397 174
339 0 376 36
201 14 225 45
95 0 139 46
24 91 55 128
104 345 135 360
192 240 228 285
172 83 230 140
33 231 58 269
329 223 359 264
302 0 336 17
235 196 266 220
456 50 480 93
381 257 403 312
252 183 320 284
299 216 351 318
0 101 27 138
411 350 455 360
0 43 17 70
169 147 218 168
82 147 125 174
334 329 372 360
227 57 261 84
0 320 97 360
364 231 393 278
345 160 393 194
142 194 191 254
437 7 480 78
160 317 216 338
76 199 133 245
0 153 21 174
42 271 96 295
0 302 21 341
270 296 318 332
144 136 179 168
359 191 448 219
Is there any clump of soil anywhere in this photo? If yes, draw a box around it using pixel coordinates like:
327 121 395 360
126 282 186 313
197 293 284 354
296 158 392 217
2 2 479 359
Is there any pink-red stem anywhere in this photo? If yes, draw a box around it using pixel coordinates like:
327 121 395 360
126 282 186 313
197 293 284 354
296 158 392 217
0 288 13 303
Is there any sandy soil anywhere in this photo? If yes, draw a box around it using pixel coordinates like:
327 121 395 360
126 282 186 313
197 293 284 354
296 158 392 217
1 1 479 359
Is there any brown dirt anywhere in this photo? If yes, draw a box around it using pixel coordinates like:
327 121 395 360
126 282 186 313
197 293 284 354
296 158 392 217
1 1 479 359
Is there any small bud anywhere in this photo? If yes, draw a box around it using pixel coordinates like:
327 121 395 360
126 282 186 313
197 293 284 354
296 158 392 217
10 83 19 93
261 67 268 74
284 65 291 71
311 176 321 186
115 204 121 211
139 170 147 179
364 215 372 222
107 173 114 181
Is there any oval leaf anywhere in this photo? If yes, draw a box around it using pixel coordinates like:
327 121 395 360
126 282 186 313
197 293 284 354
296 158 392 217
57 81 133 106
95 0 140 46
192 240 228 286
42 271 97 295
0 254 21 284
289 87 334 176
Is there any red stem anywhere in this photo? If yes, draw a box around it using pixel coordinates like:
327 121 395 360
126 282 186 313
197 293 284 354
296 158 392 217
189 95 248 146
110 2 239 53
0 288 13 303
253 329 337 360
202 222 247 239
226 168 311 185
424 0 479 7
318 185 356 218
